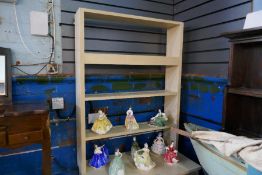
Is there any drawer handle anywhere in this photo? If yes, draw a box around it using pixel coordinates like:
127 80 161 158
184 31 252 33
24 136 29 140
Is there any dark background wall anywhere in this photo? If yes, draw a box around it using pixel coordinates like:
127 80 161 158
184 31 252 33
61 0 253 78
174 0 252 77
61 0 174 74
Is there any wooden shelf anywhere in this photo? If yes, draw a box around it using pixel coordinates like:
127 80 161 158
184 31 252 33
81 8 182 29
83 53 179 66
85 90 177 101
228 87 262 98
85 122 171 141
86 152 201 175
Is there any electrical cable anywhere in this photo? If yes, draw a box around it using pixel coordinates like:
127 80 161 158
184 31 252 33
12 34 54 75
51 0 56 63
12 1 56 75
54 105 76 120
13 2 53 60
12 64 48 76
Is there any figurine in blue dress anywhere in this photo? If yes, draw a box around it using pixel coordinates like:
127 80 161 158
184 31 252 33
89 144 110 169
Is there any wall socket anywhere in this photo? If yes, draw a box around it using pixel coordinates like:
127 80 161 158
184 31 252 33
52 97 64 110
47 63 58 74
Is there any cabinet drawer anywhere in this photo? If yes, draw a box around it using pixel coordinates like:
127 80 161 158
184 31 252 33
8 130 43 145
0 131 6 146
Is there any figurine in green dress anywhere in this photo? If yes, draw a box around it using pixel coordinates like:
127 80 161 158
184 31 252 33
131 137 140 159
150 109 168 127
134 143 156 171
109 149 125 175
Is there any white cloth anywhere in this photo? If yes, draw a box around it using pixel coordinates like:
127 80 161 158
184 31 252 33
192 131 262 172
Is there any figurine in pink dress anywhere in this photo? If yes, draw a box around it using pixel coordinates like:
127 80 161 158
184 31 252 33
163 141 179 164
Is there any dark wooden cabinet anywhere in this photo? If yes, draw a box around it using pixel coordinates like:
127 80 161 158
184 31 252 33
0 104 51 175
223 28 262 138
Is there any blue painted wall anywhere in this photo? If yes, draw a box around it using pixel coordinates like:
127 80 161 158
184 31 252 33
0 74 227 175
0 74 165 175
179 75 227 166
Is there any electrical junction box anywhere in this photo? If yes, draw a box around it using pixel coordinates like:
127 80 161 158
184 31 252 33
30 11 48 36
52 97 64 110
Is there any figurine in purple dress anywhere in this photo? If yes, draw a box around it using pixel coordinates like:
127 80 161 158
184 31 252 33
89 144 110 169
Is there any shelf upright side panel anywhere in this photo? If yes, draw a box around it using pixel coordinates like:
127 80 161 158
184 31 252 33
164 23 184 146
75 9 86 175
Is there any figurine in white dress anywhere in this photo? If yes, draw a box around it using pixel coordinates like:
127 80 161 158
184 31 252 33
151 133 166 155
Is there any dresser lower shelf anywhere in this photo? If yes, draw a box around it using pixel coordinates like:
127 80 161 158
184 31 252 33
85 122 171 141
86 152 201 175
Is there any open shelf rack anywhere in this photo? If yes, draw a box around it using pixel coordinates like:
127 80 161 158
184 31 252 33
75 8 184 175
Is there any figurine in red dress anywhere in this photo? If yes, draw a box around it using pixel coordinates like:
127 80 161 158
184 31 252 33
163 141 179 164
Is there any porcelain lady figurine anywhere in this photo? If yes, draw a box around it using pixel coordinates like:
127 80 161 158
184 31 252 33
125 108 139 130
109 149 125 175
91 110 112 134
131 137 140 159
151 133 166 155
134 143 156 171
150 109 168 127
163 141 178 165
89 145 110 169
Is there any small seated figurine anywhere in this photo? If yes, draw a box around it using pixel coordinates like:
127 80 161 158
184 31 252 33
131 137 140 159
134 143 156 171
89 144 110 169
163 141 179 165
150 109 168 127
151 133 166 155
91 110 112 134
109 149 125 175
125 108 139 130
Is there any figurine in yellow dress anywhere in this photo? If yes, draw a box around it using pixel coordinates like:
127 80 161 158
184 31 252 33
91 110 112 134
125 108 139 130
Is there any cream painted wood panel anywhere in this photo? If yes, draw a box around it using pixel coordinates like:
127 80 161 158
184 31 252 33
75 9 87 175
85 90 177 101
80 8 182 28
84 53 179 66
